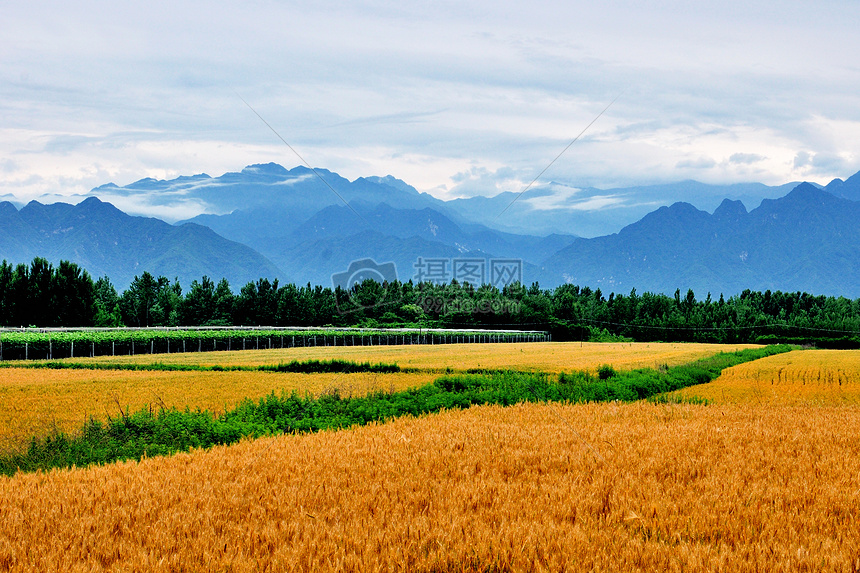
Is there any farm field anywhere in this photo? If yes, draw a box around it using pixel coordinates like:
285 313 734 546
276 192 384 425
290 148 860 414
0 342 758 450
2 400 859 571
33 341 760 373
0 369 436 452
669 348 860 405
6 343 860 570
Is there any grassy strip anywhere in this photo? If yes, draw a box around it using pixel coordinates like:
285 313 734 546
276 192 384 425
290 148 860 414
554 344 793 402
0 345 791 476
0 358 401 374
755 334 860 349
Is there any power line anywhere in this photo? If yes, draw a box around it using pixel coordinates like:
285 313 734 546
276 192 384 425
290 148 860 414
496 90 625 220
234 91 368 225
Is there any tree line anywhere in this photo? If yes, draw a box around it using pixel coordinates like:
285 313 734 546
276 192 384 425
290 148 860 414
2 257 860 345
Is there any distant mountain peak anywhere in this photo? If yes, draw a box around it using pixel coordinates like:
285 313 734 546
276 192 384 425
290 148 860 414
643 201 707 225
359 175 420 196
74 196 125 217
790 181 821 193
615 201 712 245
783 181 837 204
713 198 747 219
241 163 290 176
825 177 844 190
0 201 18 217
668 201 701 213
175 173 211 181
830 169 860 202
845 170 860 185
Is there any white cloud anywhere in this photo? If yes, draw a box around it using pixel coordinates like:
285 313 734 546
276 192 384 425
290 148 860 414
729 153 766 165
89 193 213 222
676 157 719 170
525 187 627 212
1 0 859 215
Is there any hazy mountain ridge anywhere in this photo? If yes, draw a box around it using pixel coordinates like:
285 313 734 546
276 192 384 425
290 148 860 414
5 163 860 297
147 167 581 285
823 170 860 202
96 162 804 238
287 202 577 264
445 179 805 237
270 205 555 286
541 182 860 297
0 197 283 290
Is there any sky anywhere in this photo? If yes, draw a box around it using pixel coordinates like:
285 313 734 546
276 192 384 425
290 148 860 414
3 0 860 217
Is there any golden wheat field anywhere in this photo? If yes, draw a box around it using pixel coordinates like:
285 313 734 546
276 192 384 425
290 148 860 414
41 341 760 373
6 343 860 571
670 348 860 406
0 369 436 452
0 342 757 450
1 401 859 572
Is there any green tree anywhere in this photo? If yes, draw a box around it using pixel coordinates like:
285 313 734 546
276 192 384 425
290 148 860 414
28 258 55 326
181 276 215 326
277 283 306 325
235 278 279 325
94 277 122 327
212 279 235 325
120 272 169 327
0 261 13 326
53 261 95 326
7 264 30 326
154 278 182 326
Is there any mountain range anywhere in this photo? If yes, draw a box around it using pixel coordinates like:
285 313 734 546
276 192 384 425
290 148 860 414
0 197 280 289
89 162 808 237
2 164 860 297
540 181 860 296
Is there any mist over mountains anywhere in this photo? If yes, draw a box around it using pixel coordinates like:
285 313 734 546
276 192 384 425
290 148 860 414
89 162 807 237
2 163 860 297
